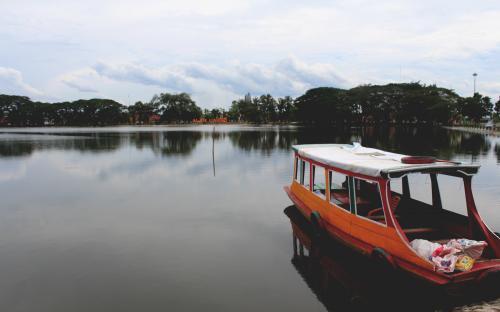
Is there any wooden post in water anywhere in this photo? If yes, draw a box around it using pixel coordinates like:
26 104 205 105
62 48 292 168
212 126 216 177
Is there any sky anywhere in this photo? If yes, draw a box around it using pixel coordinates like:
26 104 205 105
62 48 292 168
1 0 500 109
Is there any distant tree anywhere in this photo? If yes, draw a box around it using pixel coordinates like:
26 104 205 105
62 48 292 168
277 96 295 121
294 87 352 124
459 93 493 122
203 108 225 119
0 95 127 126
349 83 463 124
494 98 500 118
228 100 242 122
156 92 202 123
259 94 277 122
129 101 155 124
227 98 260 122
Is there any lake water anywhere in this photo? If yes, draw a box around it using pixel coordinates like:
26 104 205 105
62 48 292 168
0 125 498 311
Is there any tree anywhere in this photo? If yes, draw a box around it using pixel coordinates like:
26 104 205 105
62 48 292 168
277 96 295 121
129 101 155 124
494 98 500 118
259 94 277 122
156 92 202 123
294 87 351 124
459 93 493 122
203 108 225 119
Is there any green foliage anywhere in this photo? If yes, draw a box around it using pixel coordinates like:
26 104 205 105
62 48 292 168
458 93 493 122
1 82 498 126
276 96 295 121
128 101 156 124
202 108 226 119
155 92 202 123
495 98 500 119
348 83 461 124
0 95 127 126
0 92 203 126
295 87 352 124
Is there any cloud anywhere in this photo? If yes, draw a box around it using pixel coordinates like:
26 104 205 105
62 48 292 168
59 69 100 93
90 56 348 98
62 80 98 93
93 62 193 92
0 67 42 96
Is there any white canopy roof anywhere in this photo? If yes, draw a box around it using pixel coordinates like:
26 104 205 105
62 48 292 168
292 143 479 178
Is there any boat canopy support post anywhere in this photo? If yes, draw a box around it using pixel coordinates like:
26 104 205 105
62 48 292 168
463 177 500 257
430 173 443 210
402 176 411 198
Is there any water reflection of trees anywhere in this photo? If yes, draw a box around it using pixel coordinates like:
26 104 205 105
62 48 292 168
0 132 203 158
357 127 490 160
0 127 495 160
0 133 122 157
160 132 202 156
0 141 34 157
107 131 203 156
228 130 298 155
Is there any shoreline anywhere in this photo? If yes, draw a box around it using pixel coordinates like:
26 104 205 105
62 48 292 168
444 126 500 136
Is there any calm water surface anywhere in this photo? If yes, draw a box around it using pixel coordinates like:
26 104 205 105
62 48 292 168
0 125 498 311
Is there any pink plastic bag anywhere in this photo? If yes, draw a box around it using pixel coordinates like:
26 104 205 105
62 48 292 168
432 254 458 273
447 239 487 260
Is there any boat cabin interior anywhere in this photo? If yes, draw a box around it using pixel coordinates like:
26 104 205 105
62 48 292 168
295 156 498 261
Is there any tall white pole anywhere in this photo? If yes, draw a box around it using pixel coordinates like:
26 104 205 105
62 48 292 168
473 73 478 95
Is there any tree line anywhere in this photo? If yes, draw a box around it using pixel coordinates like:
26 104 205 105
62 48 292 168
0 92 202 126
1 83 499 126
229 83 499 124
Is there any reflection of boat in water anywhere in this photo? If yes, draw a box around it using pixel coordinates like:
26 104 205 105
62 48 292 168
284 206 500 311
284 143 500 290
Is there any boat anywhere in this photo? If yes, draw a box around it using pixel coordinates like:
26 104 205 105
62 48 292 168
284 143 500 287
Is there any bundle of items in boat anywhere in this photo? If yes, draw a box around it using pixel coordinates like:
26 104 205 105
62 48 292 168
411 239 487 273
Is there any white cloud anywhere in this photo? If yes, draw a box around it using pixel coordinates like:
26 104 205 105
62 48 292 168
59 68 100 93
92 56 347 95
57 57 348 106
0 67 42 96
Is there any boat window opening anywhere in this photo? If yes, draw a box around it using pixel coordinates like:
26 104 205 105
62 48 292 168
408 174 433 206
329 170 351 211
312 165 326 199
299 159 311 189
437 174 468 217
389 178 403 196
353 178 386 224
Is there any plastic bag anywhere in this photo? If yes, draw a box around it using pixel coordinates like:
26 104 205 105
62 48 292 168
411 238 486 273
411 239 441 260
455 255 475 272
446 239 487 259
432 254 458 273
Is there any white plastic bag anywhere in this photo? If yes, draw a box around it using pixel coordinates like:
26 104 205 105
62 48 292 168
411 239 441 260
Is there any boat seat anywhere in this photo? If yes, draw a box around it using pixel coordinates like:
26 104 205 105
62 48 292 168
367 195 401 218
403 227 438 234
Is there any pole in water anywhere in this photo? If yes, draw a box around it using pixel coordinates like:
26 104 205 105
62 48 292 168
212 126 216 177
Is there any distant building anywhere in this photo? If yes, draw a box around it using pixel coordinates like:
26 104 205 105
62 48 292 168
244 93 251 103
149 114 161 124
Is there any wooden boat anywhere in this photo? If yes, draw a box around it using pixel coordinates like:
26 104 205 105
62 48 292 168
284 143 500 287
